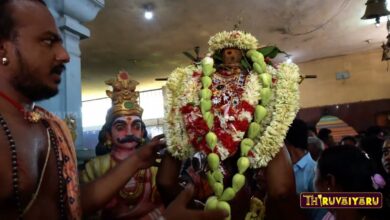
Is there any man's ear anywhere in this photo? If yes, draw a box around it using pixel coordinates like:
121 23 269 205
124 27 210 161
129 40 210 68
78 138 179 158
104 131 112 143
0 39 13 61
0 40 6 57
140 121 148 139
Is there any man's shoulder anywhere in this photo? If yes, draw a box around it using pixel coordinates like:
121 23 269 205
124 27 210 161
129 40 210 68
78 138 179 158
35 106 68 128
35 106 75 143
306 153 317 167
35 106 61 121
304 154 316 172
296 153 316 170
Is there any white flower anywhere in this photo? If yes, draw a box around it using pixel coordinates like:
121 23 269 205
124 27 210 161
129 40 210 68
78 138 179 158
238 111 253 121
249 62 300 168
216 143 230 161
242 73 261 106
208 30 259 53
164 65 199 159
232 131 246 142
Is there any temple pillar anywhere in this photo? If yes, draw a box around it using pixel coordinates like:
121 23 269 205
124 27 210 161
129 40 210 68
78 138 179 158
39 0 104 149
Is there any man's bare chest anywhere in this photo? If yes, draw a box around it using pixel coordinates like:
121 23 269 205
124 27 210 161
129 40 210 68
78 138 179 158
0 116 59 212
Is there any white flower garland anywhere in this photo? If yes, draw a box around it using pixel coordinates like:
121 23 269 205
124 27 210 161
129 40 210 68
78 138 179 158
241 73 262 106
164 66 197 159
259 65 279 128
208 30 258 53
249 63 300 168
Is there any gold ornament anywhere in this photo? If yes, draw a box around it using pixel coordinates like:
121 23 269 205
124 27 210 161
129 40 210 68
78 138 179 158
105 71 143 119
25 111 42 123
104 139 112 148
118 170 146 203
245 197 266 220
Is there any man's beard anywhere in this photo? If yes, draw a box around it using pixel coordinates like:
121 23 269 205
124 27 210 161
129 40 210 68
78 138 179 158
11 47 64 102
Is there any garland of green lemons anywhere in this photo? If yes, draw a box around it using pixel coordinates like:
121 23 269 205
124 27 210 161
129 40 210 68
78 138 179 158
200 49 272 219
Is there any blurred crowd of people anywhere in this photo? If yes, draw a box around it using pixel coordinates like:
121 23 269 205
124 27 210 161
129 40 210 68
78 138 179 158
285 119 390 220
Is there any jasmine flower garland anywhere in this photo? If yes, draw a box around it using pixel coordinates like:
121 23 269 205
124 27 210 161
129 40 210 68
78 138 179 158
241 73 262 106
249 62 300 168
164 66 197 159
208 30 258 53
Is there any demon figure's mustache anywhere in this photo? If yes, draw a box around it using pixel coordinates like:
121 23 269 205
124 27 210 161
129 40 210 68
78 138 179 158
117 135 142 144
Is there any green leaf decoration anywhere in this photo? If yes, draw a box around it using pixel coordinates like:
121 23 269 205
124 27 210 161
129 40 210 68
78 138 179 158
240 59 250 69
237 157 250 174
258 46 286 58
207 153 220 171
212 182 224 197
240 138 254 156
217 201 231 215
206 131 218 150
205 196 218 210
232 174 246 192
212 52 223 63
207 171 216 185
220 187 236 201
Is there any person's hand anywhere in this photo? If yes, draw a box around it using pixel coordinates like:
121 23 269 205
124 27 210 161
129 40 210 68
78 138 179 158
134 134 166 169
162 184 228 220
156 153 183 206
157 153 182 186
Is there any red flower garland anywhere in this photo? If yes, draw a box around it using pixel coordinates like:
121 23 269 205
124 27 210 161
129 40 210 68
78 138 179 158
179 69 260 159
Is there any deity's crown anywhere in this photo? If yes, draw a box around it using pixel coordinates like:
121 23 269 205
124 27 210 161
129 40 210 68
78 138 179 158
105 71 143 118
208 30 259 53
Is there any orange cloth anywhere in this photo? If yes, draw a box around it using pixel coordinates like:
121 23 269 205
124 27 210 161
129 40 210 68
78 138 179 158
37 107 82 220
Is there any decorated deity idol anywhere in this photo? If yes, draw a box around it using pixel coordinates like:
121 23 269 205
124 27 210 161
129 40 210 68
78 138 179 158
81 71 164 219
163 30 301 219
